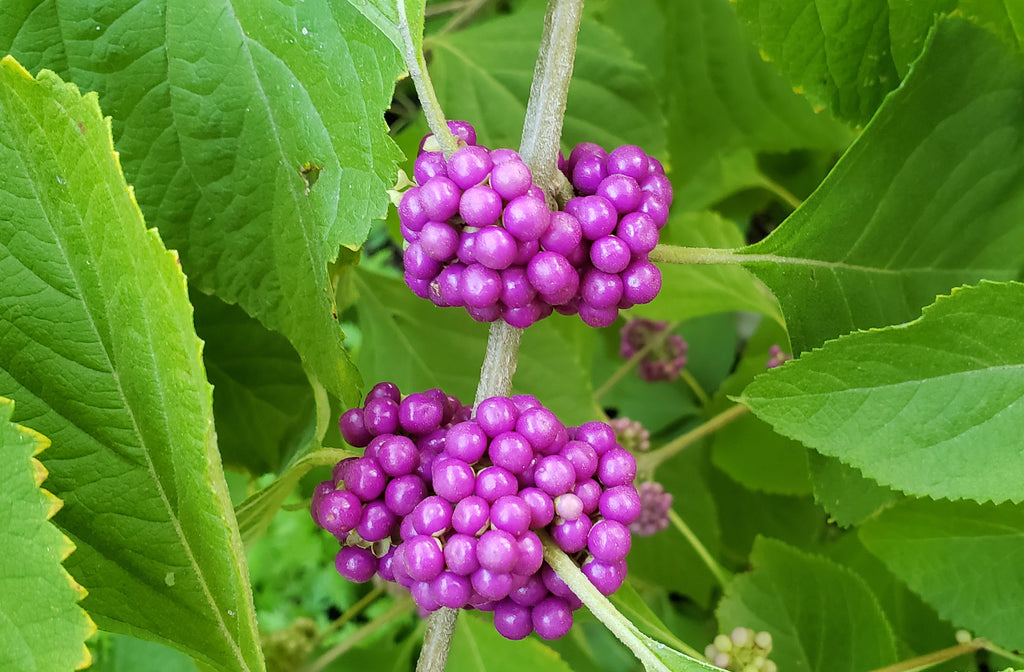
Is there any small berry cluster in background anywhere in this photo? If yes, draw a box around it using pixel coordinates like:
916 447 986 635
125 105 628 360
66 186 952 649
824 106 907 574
705 627 776 672
312 382 641 640
765 345 792 369
620 318 688 381
609 416 651 453
630 481 672 537
397 121 671 328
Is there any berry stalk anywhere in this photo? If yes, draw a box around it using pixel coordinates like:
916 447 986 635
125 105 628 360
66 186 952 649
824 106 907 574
635 404 749 476
397 1 459 157
540 534 706 666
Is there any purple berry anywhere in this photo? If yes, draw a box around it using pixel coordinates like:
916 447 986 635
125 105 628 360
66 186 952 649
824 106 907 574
575 421 617 455
621 259 662 304
582 557 627 595
399 188 429 232
461 264 503 308
414 151 448 184
539 211 583 256
502 195 550 241
490 147 521 164
534 455 576 497
419 176 461 222
588 519 632 562
590 235 632 274
403 243 442 280
500 267 537 309
460 185 503 227
447 120 477 146
419 221 460 262
515 531 545 575
597 174 642 213
335 546 378 583
339 408 373 447
572 154 608 195
432 457 477 503
344 457 387 501
639 192 669 228
411 495 454 536
640 173 673 204
398 393 443 435
452 495 490 535
316 489 361 536
448 145 493 189
403 535 446 581
444 533 481 575
357 500 398 542
490 160 533 201
490 494 532 536
494 599 533 640
599 485 642 525
606 145 650 181
476 465 519 502
515 407 563 454
477 529 520 573
489 431 534 473
476 397 520 436
566 195 617 240
551 513 592 553
520 487 555 528
411 580 440 612
579 302 620 328
384 474 428 516
616 212 659 256
510 573 548 606
474 226 519 270
532 596 574 640
581 269 624 309
471 568 515 601
431 571 474 609
446 421 489 462
527 252 579 305
598 448 637 487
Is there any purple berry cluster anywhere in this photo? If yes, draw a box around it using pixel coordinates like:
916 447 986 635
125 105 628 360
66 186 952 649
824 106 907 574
620 318 688 381
629 481 672 537
398 121 670 329
609 416 650 453
765 345 792 369
312 382 641 641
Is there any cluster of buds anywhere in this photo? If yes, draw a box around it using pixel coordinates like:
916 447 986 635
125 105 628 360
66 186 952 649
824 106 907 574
705 627 776 672
629 481 672 537
765 345 792 369
609 416 650 453
620 318 688 381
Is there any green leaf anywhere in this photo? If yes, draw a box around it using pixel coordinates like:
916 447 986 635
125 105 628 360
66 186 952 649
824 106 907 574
91 633 200 672
738 18 1024 353
0 58 263 672
807 453 900 527
0 397 95 672
860 498 1024 651
659 0 851 192
717 537 898 672
448 611 575 672
353 269 599 423
1 0 407 406
192 291 317 476
428 9 665 156
741 282 1024 504
736 0 1024 125
634 211 783 325
825 532 957 659
709 321 811 496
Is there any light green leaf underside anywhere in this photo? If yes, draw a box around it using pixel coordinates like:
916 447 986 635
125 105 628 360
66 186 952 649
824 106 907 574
635 211 783 326
0 397 95 672
740 18 1024 353
0 0 407 407
717 537 898 672
353 269 599 424
860 498 1024 650
448 611 574 672
736 0 1024 125
428 9 665 157
742 282 1024 504
0 58 263 672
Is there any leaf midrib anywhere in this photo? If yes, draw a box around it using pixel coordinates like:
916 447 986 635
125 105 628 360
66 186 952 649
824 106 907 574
5 67 252 671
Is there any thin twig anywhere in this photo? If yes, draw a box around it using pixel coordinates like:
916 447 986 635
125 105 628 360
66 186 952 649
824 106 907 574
867 639 984 672
396 1 458 157
311 584 385 648
593 320 682 401
439 0 491 34
304 597 415 672
635 404 749 475
667 509 732 587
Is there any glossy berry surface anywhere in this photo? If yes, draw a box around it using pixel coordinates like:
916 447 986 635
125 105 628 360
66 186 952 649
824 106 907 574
314 382 640 641
394 122 671 329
